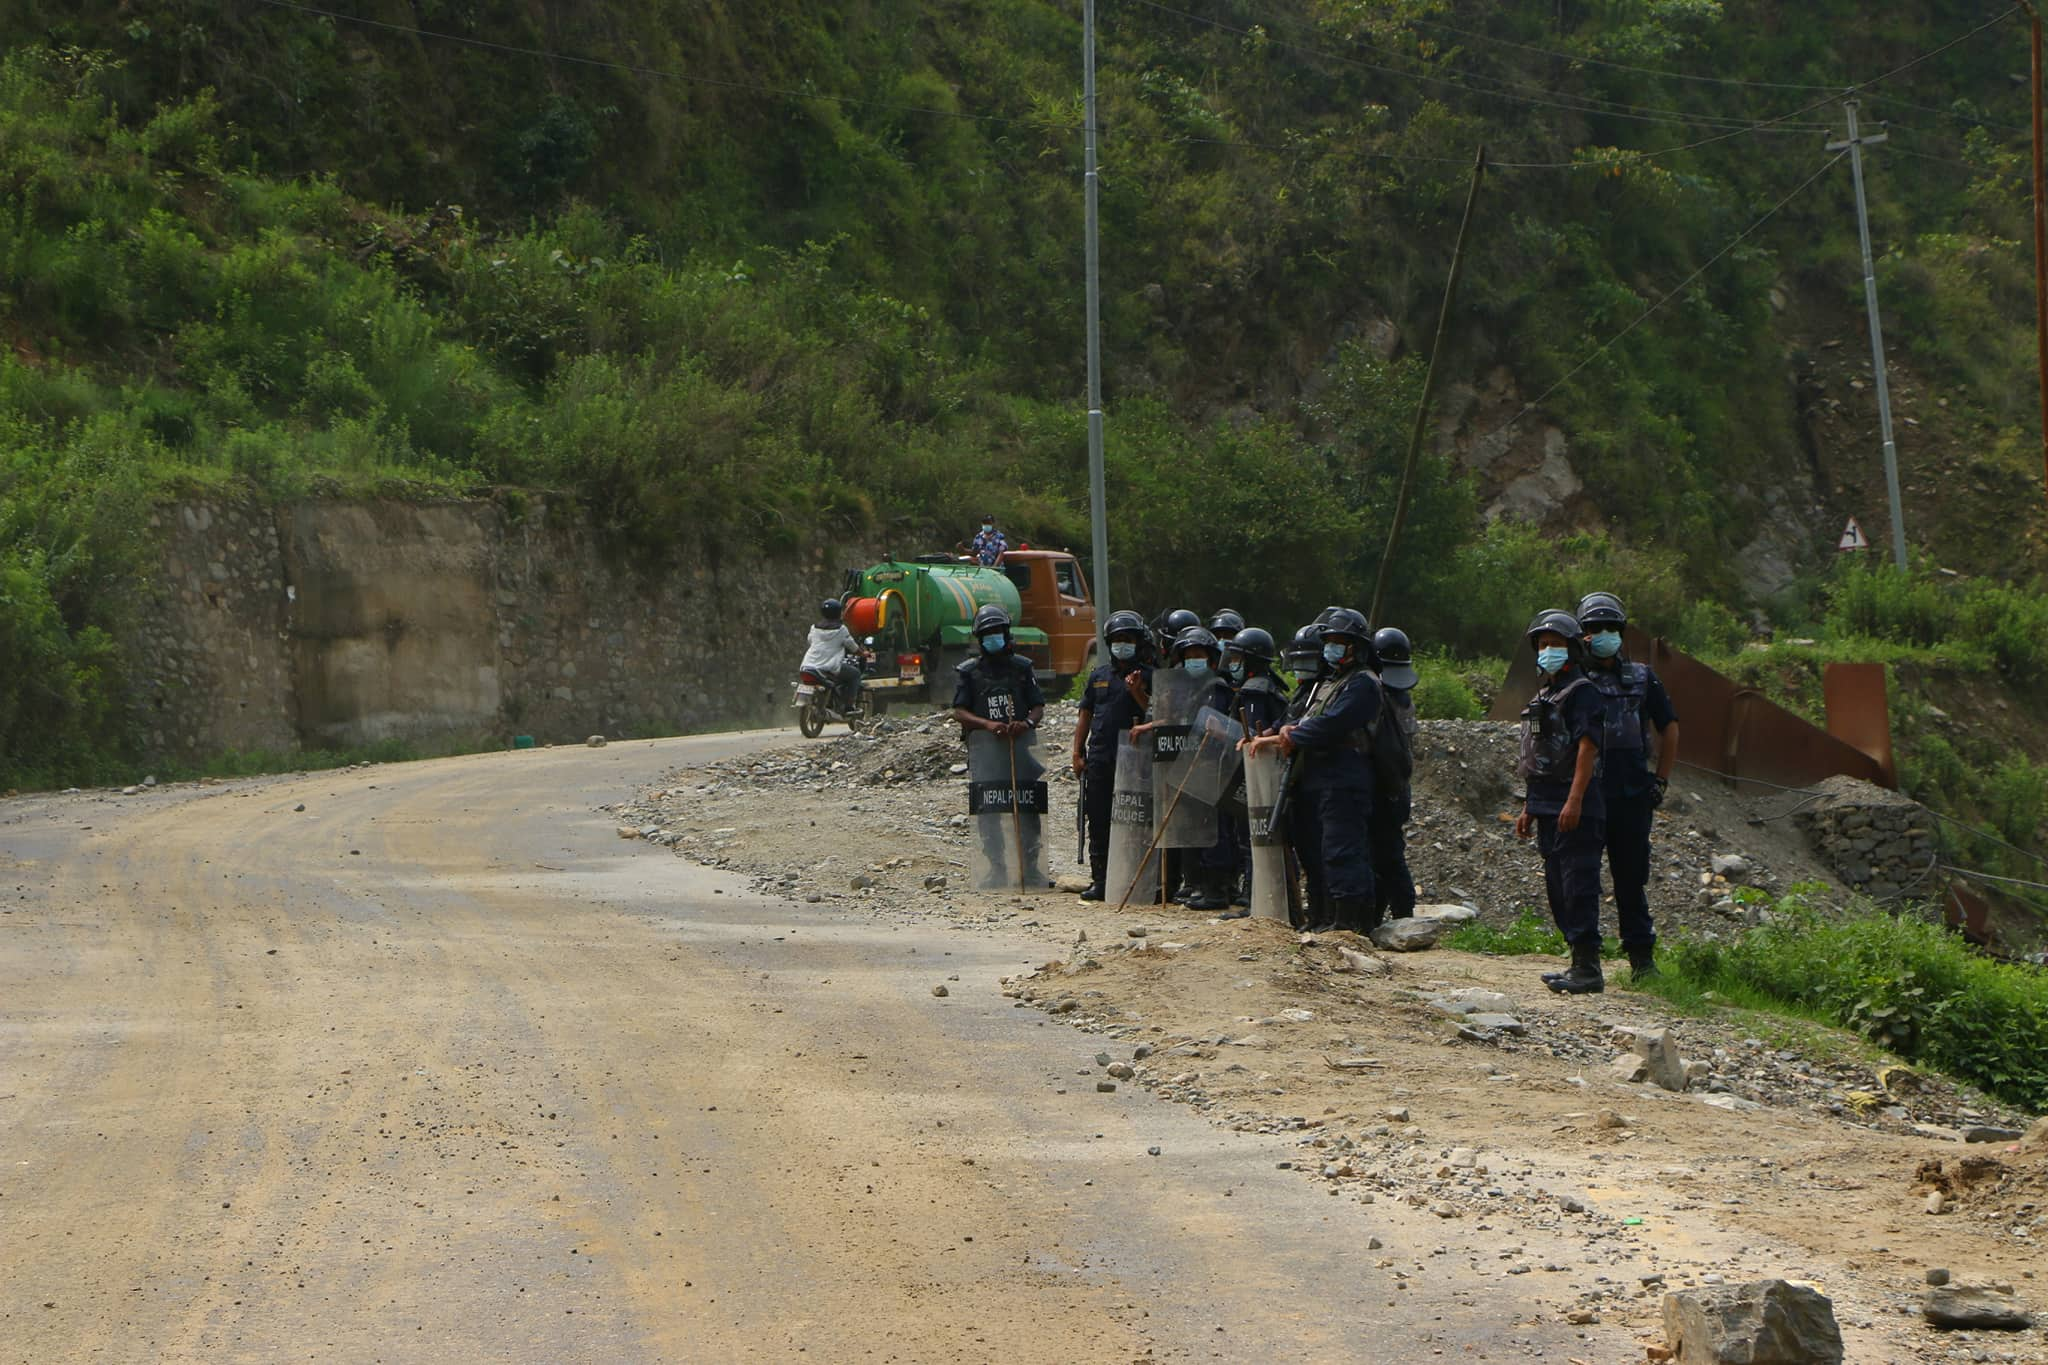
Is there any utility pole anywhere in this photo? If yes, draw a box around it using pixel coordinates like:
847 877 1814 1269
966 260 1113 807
1082 0 1112 622
1369 146 1486 626
1827 100 1908 570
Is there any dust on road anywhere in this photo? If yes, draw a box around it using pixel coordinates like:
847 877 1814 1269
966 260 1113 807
2 736 1595 1363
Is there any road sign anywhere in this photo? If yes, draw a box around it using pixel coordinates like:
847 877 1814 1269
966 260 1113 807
1838 517 1870 552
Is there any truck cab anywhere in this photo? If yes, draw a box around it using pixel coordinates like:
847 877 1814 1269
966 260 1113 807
994 550 1097 684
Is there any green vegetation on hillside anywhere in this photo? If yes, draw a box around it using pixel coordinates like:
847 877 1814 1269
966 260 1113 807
1 3 2045 799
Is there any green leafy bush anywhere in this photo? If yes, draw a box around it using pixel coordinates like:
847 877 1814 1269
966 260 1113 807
1655 893 2048 1111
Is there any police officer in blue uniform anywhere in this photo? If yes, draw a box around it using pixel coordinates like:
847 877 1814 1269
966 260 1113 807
1251 608 1381 934
1215 626 1289 918
952 603 1047 878
1071 609 1152 901
1369 626 1419 923
1576 592 1681 979
1162 624 1237 910
1514 609 1609 995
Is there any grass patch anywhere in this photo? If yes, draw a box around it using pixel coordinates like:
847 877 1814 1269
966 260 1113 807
1445 907 1627 959
1639 889 2048 1111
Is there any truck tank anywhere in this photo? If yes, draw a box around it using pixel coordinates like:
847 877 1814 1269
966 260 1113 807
844 559 1052 702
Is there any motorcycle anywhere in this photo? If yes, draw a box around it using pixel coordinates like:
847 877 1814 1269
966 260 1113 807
793 641 882 738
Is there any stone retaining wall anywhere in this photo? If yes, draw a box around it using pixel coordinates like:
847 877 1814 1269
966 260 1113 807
1792 775 1941 902
125 494 871 762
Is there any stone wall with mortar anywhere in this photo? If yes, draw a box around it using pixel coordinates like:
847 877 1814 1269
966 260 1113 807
1793 775 1942 902
123 495 870 762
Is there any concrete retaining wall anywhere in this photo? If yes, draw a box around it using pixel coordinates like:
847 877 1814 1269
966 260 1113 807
126 495 863 761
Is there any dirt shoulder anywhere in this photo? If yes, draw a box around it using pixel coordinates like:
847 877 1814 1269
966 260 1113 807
630 712 2048 1362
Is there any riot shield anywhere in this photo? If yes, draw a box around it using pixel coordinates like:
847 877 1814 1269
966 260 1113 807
1242 745 1290 922
1149 670 1217 850
966 729 1047 892
1177 706 1245 806
1107 734 1159 907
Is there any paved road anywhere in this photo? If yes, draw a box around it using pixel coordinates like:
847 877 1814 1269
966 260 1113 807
1 735 1579 1361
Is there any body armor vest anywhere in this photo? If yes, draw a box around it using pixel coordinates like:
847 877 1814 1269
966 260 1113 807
1520 674 1596 785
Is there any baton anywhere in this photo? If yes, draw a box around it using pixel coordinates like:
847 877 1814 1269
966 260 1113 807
1007 730 1027 894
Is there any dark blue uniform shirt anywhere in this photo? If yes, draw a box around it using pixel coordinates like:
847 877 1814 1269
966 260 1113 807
1079 663 1149 764
1288 666 1382 790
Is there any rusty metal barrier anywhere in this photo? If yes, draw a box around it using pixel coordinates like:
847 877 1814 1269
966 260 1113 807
1486 628 1894 792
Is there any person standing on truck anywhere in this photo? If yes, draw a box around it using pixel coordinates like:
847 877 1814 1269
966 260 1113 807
1072 610 1151 901
953 603 1046 879
801 599 869 714
1576 591 1680 981
969 516 1008 566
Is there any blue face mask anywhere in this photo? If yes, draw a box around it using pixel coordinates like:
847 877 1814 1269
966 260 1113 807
981 524 993 533
1184 657 1211 677
1110 640 1136 662
980 632 1006 653
1537 645 1570 675
1322 642 1348 665
1588 631 1623 659
1226 659 1246 682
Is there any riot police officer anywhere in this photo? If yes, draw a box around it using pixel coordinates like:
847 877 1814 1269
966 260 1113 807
1252 608 1381 933
1207 608 1245 644
1218 627 1288 917
1369 626 1420 922
1576 591 1680 979
1514 609 1608 994
1072 609 1151 901
952 603 1047 882
1282 622 1328 715
1163 625 1236 910
1154 607 1201 660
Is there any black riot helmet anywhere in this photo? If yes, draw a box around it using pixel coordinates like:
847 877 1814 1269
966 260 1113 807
1163 607 1202 637
820 598 844 621
1373 627 1417 690
1320 608 1371 645
1576 591 1627 631
1230 626 1277 664
1170 625 1220 664
1207 608 1245 640
1526 608 1586 666
1103 609 1148 643
973 603 1014 636
1283 622 1326 676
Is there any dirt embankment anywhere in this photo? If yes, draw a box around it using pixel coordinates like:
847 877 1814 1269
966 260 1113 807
633 711 2048 1363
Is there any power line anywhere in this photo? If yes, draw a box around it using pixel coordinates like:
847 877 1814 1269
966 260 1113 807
1942 864 2048 894
1479 152 1847 431
250 0 1054 128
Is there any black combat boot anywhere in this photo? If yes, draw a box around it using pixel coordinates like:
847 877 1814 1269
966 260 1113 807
1080 880 1105 902
1546 939 1605 995
1626 944 1657 980
1329 896 1375 935
1184 868 1230 912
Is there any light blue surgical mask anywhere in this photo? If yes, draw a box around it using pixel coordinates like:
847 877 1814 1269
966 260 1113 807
980 632 1007 653
1322 642 1348 665
1537 645 1570 675
981 523 993 533
1184 657 1211 677
1588 631 1623 659
1110 641 1136 662
1226 659 1247 682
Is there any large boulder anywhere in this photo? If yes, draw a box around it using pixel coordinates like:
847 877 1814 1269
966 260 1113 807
1661 1279 1844 1364
1922 1284 2034 1331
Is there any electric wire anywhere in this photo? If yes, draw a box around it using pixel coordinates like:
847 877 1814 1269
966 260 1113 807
250 0 1056 128
1940 864 2048 894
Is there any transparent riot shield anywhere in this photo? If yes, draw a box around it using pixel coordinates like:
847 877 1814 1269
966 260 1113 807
1242 744 1290 922
1107 734 1159 907
1177 705 1245 806
966 729 1047 892
1149 670 1217 850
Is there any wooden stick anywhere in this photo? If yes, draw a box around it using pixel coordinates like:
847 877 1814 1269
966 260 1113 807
1115 731 1212 912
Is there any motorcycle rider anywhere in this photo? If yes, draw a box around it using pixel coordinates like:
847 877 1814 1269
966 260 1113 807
1576 591 1680 980
1072 610 1152 901
1369 626 1420 923
953 603 1046 884
801 599 869 716
1249 608 1382 934
1513 609 1610 995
